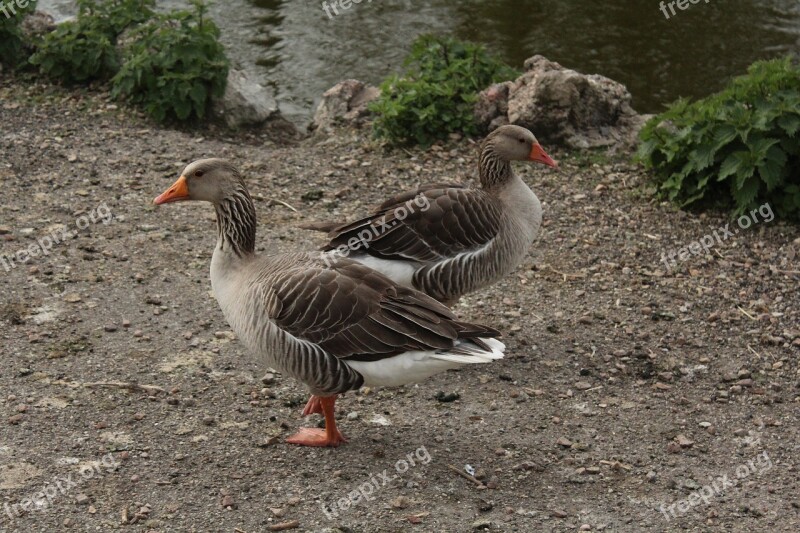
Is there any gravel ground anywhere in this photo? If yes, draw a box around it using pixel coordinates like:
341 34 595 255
0 79 798 533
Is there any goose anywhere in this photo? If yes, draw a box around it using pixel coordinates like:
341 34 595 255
153 159 506 447
301 125 557 306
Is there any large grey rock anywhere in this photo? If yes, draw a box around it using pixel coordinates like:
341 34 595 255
311 79 380 132
476 55 651 150
212 69 281 129
21 11 56 41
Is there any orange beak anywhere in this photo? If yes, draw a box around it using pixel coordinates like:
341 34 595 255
529 143 558 168
153 175 190 205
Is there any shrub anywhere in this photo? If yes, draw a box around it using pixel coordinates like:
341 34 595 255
0 0 38 67
30 0 155 84
369 35 518 146
638 57 800 220
111 1 228 122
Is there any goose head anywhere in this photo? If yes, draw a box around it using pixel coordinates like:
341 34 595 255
153 158 244 205
485 125 558 168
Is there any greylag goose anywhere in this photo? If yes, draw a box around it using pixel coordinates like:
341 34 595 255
301 125 556 305
153 159 505 447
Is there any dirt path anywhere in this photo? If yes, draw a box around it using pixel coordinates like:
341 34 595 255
1 80 798 533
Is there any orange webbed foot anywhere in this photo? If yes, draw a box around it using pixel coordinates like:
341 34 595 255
286 427 347 448
287 395 346 447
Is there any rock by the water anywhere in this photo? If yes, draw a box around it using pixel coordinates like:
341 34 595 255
212 69 281 129
476 55 651 150
21 11 57 41
311 79 380 132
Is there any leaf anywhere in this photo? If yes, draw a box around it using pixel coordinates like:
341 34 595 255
757 145 787 191
719 152 746 181
778 113 800 136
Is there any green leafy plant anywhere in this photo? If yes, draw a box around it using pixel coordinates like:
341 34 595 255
30 0 155 84
111 1 228 122
0 0 38 67
369 35 518 146
638 57 800 220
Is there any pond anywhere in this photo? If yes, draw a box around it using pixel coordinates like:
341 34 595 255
40 0 800 123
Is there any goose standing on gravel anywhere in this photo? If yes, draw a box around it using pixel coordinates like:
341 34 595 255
301 125 557 306
153 159 505 447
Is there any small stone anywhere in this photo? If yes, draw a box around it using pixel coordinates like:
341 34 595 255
346 411 359 421
261 373 276 385
676 434 694 448
221 495 236 509
552 510 568 518
580 525 592 531
64 293 82 303
575 381 592 391
8 414 23 425
666 442 682 454
556 437 573 448
472 518 492 530
435 391 460 403
76 494 90 505
391 495 411 509
585 466 601 475
733 428 747 437
15 404 28 413
104 325 118 332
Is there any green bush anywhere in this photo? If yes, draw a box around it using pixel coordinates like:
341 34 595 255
0 0 38 67
638 57 800 220
369 35 518 146
111 1 228 122
30 0 155 84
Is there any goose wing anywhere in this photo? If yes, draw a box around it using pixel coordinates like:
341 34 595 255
303 184 504 263
264 256 498 362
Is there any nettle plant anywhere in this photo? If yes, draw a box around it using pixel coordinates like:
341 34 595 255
369 35 518 146
111 1 228 122
638 57 800 220
0 0 38 67
30 0 155 83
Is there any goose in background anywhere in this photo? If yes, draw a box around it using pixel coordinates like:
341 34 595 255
301 125 557 306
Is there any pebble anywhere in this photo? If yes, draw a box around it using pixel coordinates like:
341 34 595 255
391 495 411 509
575 381 592 391
676 434 694 448
8 414 23 425
551 510 568 518
221 495 236 509
76 494 90 505
104 325 118 332
556 437 573 448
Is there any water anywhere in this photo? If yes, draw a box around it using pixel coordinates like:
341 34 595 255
40 0 800 123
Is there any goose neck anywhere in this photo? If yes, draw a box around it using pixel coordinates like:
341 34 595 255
214 189 256 257
479 147 512 189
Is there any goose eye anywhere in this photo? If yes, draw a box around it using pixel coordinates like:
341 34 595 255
194 170 204 177
518 138 525 143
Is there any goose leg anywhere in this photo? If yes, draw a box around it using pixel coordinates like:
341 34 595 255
286 395 347 447
300 395 323 416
